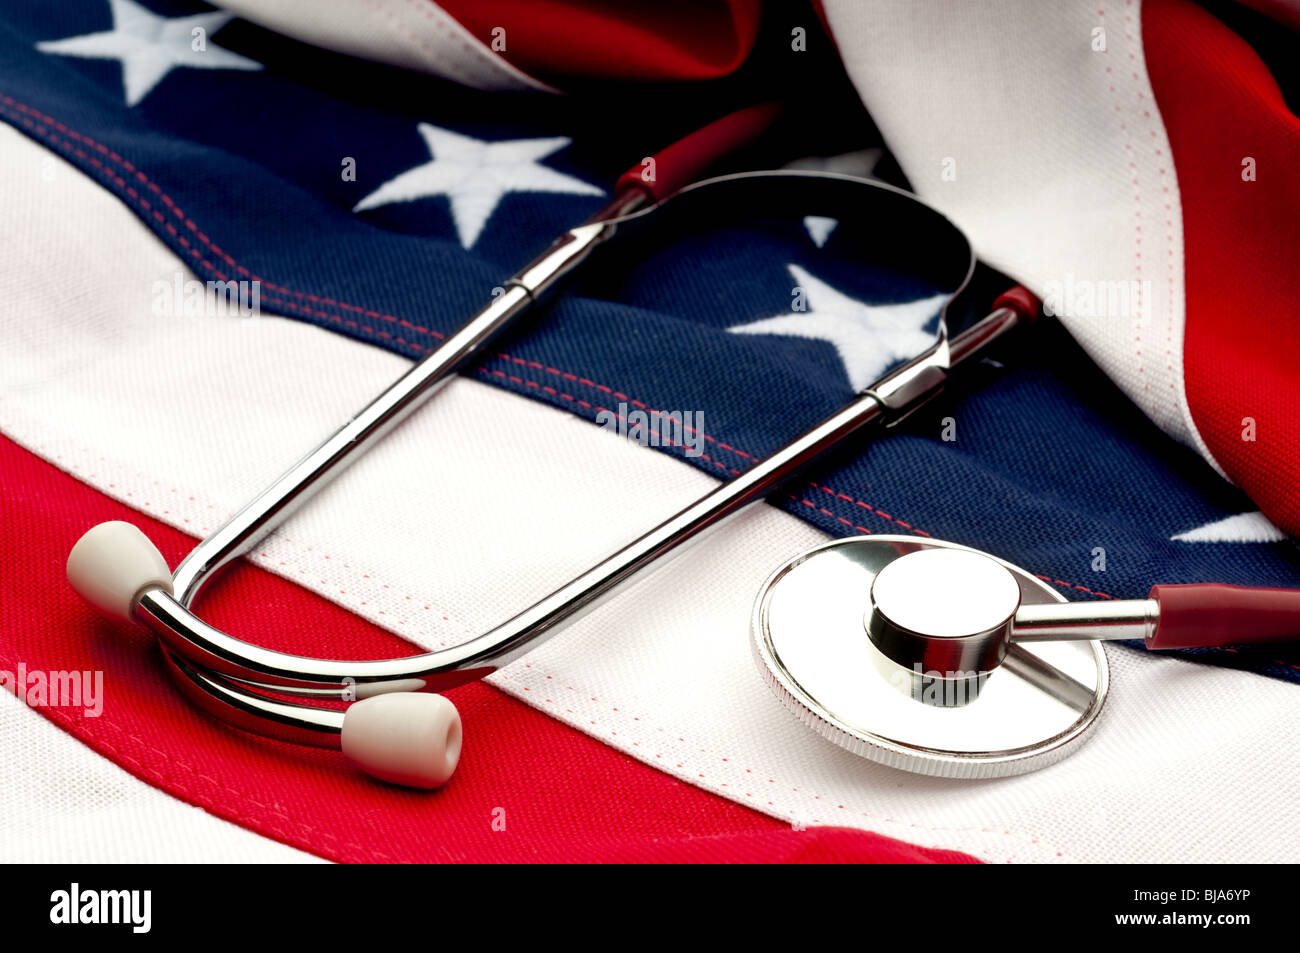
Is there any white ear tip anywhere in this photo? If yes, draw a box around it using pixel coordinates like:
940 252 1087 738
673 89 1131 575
66 521 173 622
340 693 462 789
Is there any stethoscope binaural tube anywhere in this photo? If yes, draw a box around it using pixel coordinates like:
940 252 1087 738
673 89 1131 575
66 108 1036 789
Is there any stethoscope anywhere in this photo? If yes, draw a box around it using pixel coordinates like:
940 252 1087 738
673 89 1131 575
62 106 1300 788
752 535 1300 778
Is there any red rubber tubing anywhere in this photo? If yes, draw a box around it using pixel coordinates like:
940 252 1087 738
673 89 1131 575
615 101 785 204
1149 583 1300 650
991 285 1042 323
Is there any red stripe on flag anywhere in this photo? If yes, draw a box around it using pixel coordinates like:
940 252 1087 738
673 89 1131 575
1144 0 1300 537
0 434 975 863
436 0 762 83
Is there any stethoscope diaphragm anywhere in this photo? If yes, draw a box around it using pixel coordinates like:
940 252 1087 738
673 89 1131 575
750 535 1109 779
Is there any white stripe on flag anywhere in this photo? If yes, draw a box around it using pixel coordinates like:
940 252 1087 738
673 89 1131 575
208 0 558 93
0 690 323 863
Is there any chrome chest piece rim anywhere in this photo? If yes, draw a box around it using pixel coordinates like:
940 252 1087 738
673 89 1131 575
751 535 1109 779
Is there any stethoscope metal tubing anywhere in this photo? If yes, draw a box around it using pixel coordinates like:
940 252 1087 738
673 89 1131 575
135 170 1024 743
170 193 645 608
169 281 536 599
1012 599 1158 643
1000 646 1098 710
134 303 1022 724
161 649 345 749
137 388 891 693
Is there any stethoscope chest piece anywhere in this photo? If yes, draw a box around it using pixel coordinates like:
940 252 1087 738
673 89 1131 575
751 536 1108 779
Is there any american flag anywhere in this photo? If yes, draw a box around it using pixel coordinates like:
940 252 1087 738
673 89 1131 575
1 0 1297 864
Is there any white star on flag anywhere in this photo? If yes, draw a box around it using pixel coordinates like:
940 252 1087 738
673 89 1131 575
353 124 604 249
729 264 948 391
803 216 838 248
1171 512 1286 543
36 0 262 107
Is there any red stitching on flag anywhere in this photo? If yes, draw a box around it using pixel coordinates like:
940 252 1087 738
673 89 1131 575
808 482 931 536
0 96 446 339
1034 575 1114 600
